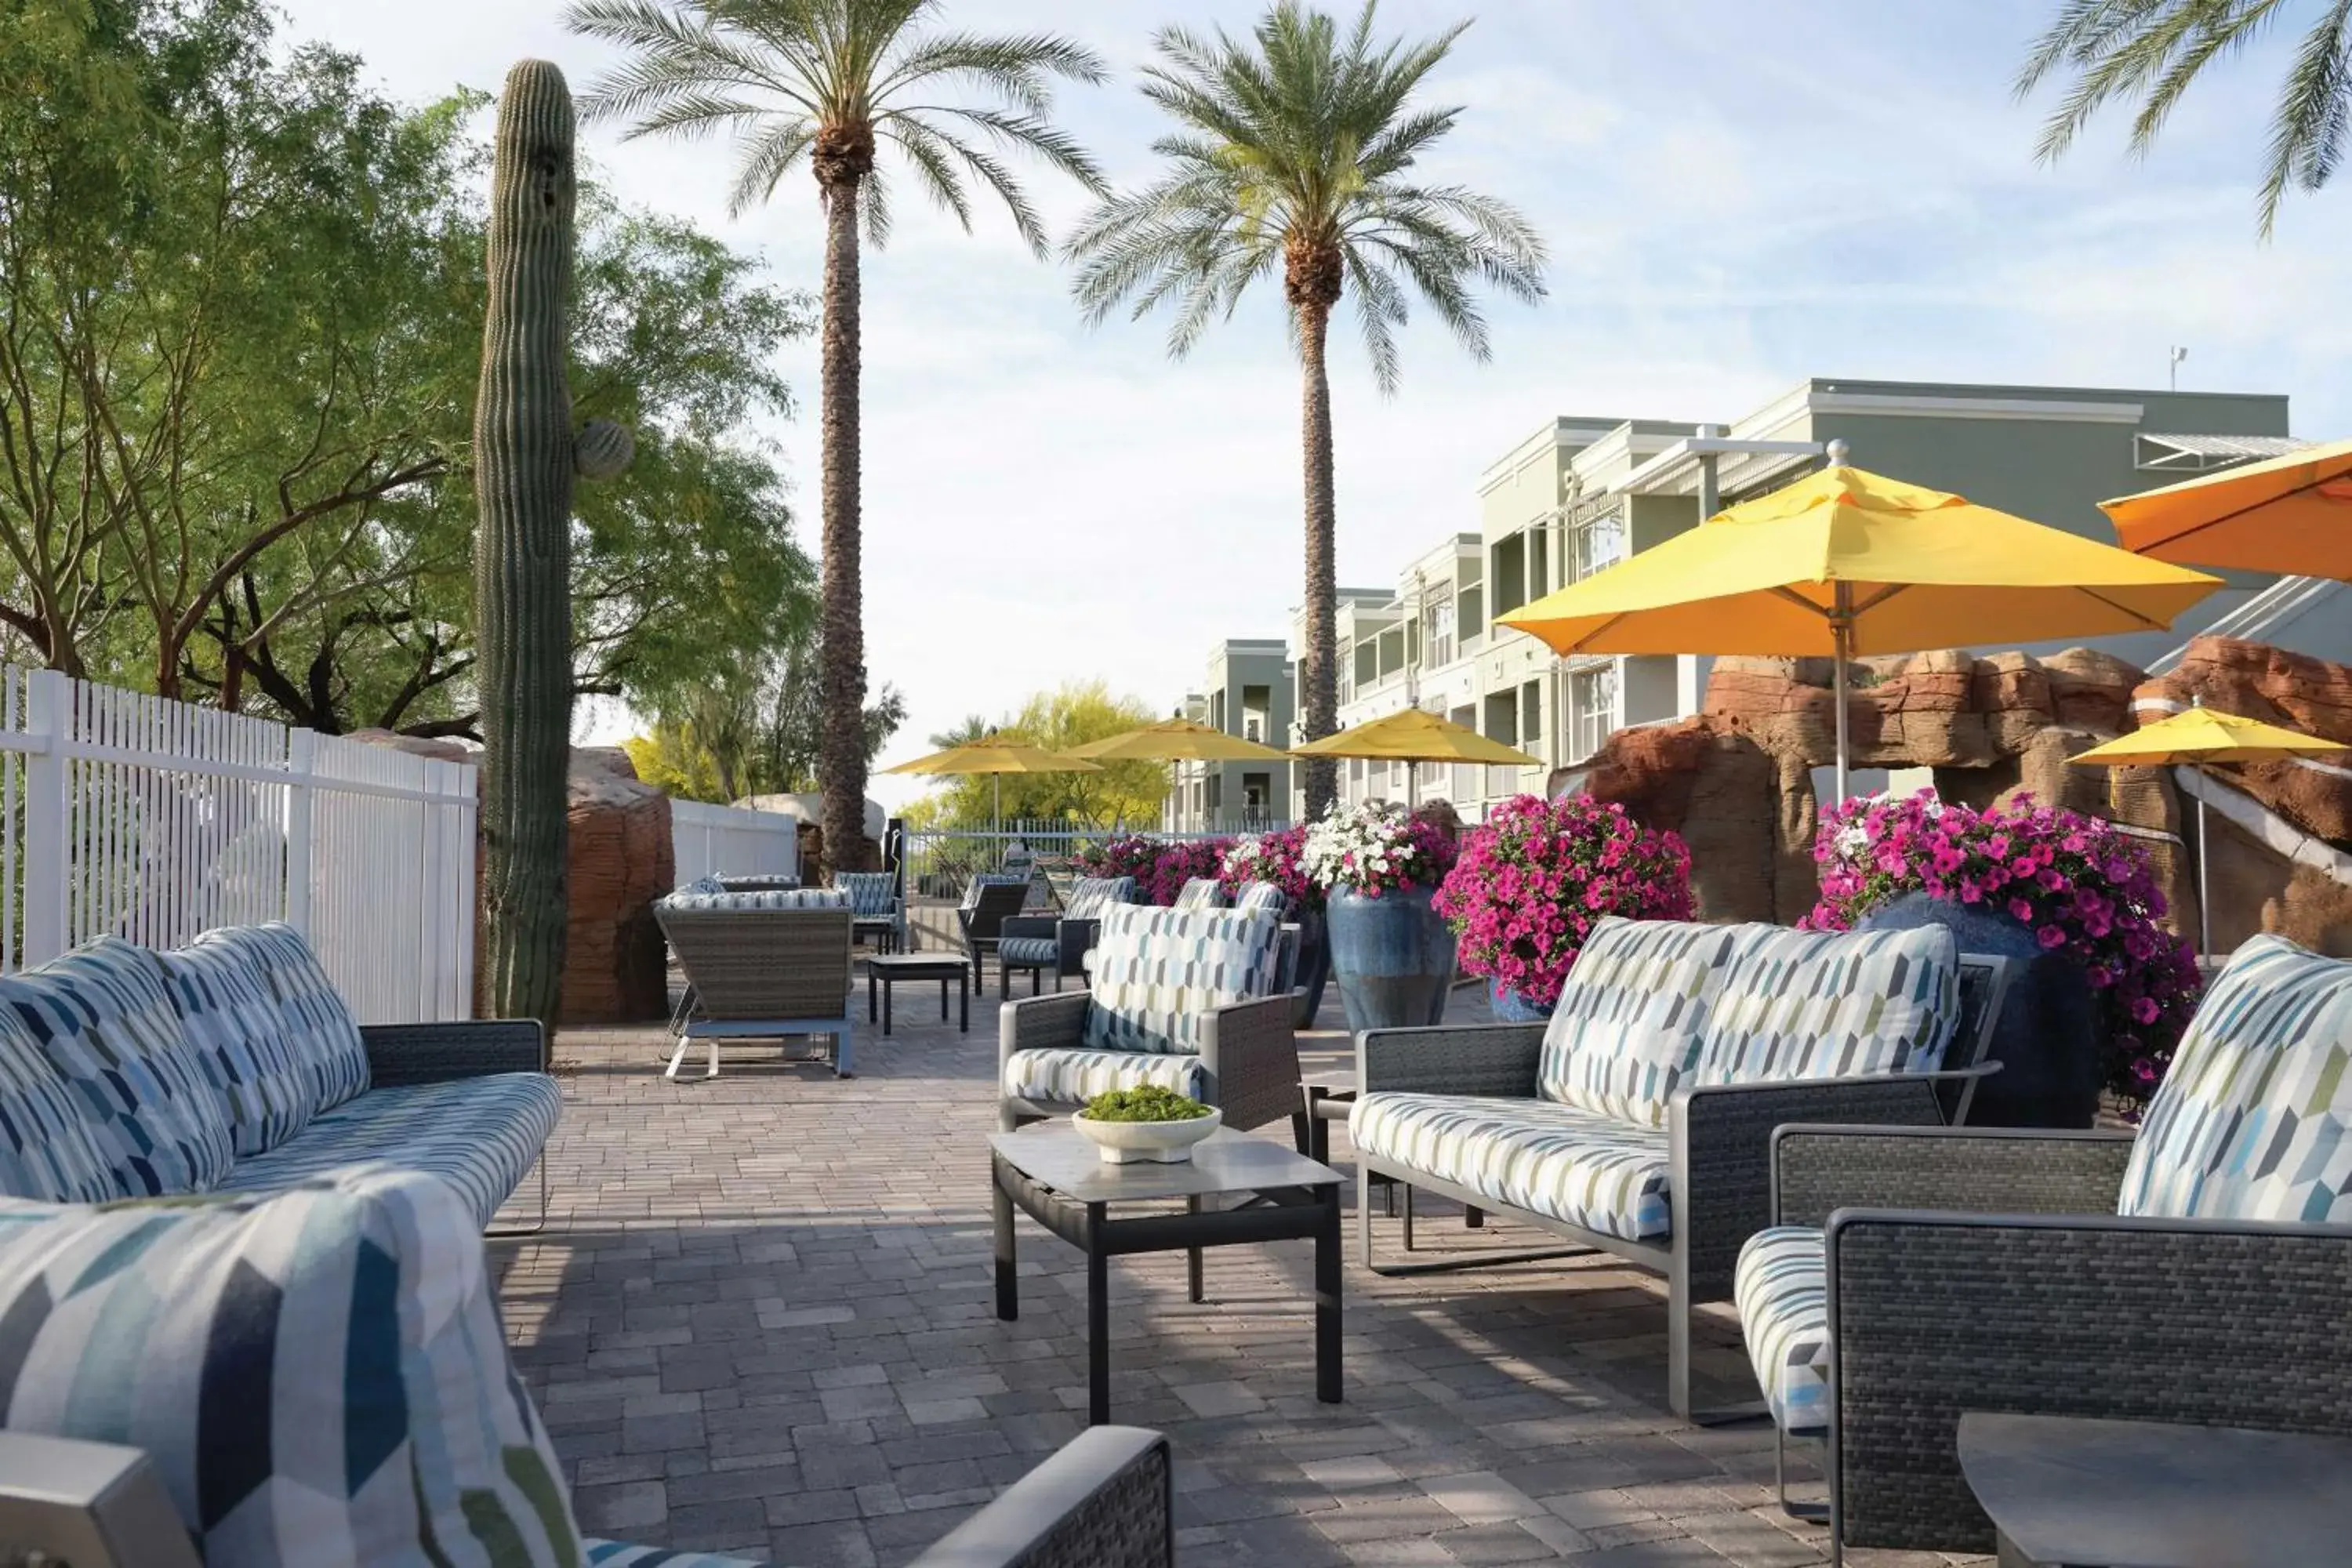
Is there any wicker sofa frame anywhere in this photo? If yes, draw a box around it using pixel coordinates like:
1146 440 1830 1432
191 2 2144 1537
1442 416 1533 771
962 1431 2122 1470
1349 955 2012 1422
0 1420 1172 1568
999 988 1302 1136
1762 1121 2352 1561
654 903 855 1080
360 1018 551 1233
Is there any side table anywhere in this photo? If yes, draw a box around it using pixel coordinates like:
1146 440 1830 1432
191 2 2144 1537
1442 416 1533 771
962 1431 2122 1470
865 953 969 1036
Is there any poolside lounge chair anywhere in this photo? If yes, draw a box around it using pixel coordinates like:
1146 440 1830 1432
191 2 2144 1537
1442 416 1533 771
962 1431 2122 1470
996 874 1138 997
653 887 855 1080
957 873 1033 990
1000 902 1298 1134
1348 918 2009 1421
1737 931 2352 1560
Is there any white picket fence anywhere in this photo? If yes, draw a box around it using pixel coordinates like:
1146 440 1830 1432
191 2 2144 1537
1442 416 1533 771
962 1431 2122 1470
0 667 478 1023
670 798 800 885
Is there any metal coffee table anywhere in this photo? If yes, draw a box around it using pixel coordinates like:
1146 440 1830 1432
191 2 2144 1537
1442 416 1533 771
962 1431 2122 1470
989 1123 1344 1425
865 952 968 1036
1957 1411 2352 1567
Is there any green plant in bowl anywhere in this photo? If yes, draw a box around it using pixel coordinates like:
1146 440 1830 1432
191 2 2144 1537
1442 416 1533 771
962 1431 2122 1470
1081 1086 1210 1123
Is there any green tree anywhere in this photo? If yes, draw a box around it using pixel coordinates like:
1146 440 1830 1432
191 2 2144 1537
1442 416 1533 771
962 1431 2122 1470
906 681 1167 829
1067 1 1544 818
568 0 1109 870
627 655 908 804
2019 1 2352 233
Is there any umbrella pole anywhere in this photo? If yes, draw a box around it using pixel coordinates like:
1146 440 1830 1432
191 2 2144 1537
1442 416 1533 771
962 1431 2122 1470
993 774 1003 868
1831 595 1853 805
1407 760 1417 812
2196 790 2212 968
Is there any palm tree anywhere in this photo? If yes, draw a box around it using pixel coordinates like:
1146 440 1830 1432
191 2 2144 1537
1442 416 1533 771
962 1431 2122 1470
568 0 1107 869
2018 2 2352 234
1066 0 1544 819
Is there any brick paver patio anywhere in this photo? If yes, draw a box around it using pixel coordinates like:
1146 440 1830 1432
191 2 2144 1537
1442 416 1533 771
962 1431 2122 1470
491 975 1979 1567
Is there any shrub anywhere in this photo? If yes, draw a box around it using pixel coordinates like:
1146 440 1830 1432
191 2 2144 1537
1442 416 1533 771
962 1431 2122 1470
1219 823 1319 912
1300 803 1459 896
1435 793 1695 1008
1081 1085 1210 1122
1074 833 1236 906
1804 790 2201 1111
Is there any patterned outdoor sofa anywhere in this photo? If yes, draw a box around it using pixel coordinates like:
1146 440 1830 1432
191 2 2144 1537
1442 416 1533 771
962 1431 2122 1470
999 902 1300 1134
1349 916 2010 1421
996 873 1139 996
0 1165 1174 1568
0 922 552 1230
1734 931 2352 1560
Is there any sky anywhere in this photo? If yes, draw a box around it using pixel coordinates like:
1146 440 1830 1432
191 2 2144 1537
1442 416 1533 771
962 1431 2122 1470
274 0 2352 811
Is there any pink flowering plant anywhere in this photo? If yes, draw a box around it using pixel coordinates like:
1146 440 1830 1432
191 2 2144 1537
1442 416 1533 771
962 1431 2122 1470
1804 790 2201 1110
1219 825 1320 912
1300 804 1459 897
1434 794 1695 1009
1073 834 1235 906
1075 834 1160 887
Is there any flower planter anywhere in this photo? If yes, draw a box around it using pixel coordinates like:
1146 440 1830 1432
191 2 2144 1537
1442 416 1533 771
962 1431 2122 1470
1292 909 1331 1029
1487 979 1555 1024
1327 884 1457 1033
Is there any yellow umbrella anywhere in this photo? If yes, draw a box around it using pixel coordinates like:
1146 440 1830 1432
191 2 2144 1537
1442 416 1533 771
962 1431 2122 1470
880 736 1100 849
2102 438 2352 579
1292 708 1541 808
2069 702 2350 962
1498 465 2223 800
1065 717 1290 762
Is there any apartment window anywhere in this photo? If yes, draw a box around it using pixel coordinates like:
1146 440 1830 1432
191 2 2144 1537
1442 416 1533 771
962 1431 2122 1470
1355 640 1378 688
1377 626 1405 677
1520 680 1543 742
1491 534 1527 616
1568 506 1627 583
1529 529 1550 599
1428 597 1456 666
1460 584 1484 643
1206 774 1222 811
1569 663 1619 764
1210 690 1226 731
1351 758 1367 784
1482 691 1518 746
1243 772 1270 816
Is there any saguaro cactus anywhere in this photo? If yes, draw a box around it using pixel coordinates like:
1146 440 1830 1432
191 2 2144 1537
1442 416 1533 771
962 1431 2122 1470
474 60 630 1022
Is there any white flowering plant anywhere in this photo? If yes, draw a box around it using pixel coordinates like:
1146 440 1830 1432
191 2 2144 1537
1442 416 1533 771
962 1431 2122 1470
1300 804 1457 896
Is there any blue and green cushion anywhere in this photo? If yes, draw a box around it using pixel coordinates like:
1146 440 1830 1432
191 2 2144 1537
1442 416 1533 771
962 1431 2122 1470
0 1165 583 1566
1064 876 1135 920
1693 924 1959 1087
0 1000 122 1203
1351 1093 1672 1242
182 923 371 1113
158 935 315 1156
225 1074 561 1229
1538 918 1754 1128
1001 1047 1206 1104
1082 906 1280 1056
585 1545 768 1567
1733 1225 1830 1434
0 935 234 1196
833 872 897 917
997 936 1062 967
657 888 851 912
2120 932 2352 1222
1171 878 1225 911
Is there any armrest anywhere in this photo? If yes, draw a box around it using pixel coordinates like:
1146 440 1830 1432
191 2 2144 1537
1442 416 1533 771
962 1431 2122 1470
1199 994 1300 1134
1057 917 1102 973
1773 1123 2135 1226
1356 1024 1544 1098
1824 1209 2352 1555
1000 989 1089 1063
999 916 1059 941
1670 1069 1981 1300
906 1425 1171 1568
361 1021 546 1086
0 1432 202 1567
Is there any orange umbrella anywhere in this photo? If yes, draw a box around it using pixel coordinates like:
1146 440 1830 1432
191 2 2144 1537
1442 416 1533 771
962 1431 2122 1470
2101 438 2352 579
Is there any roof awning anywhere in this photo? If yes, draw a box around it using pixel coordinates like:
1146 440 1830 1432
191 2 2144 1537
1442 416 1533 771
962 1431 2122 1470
2135 432 2310 473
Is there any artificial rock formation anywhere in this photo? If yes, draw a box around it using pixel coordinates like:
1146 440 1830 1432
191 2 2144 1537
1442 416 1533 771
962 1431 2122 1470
561 748 673 1024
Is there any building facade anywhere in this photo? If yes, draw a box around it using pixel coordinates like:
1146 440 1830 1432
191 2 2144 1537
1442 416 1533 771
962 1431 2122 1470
1162 638 1297 833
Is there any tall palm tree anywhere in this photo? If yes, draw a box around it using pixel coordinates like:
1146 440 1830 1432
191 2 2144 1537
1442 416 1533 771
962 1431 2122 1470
2018 1 2352 234
568 0 1107 869
1066 1 1544 819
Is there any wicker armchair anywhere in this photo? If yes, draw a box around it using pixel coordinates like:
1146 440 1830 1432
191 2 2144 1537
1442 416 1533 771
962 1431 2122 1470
834 869 906 953
1347 921 2011 1423
997 874 1139 998
1000 904 1298 1134
1742 931 2352 1562
654 888 855 1080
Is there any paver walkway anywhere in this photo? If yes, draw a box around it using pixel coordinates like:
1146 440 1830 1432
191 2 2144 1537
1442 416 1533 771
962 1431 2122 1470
491 978 1980 1568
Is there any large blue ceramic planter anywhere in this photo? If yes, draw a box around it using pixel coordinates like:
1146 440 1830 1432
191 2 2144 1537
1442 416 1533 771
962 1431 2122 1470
1487 979 1555 1023
1327 884 1457 1033
1291 909 1332 1029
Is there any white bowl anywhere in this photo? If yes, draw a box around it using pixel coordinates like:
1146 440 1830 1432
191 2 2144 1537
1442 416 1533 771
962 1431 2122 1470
1071 1105 1222 1163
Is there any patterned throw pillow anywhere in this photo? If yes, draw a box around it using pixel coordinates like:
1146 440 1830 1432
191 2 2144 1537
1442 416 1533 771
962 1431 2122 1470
2120 933 2352 1222
0 936 234 1195
159 937 316 1156
185 924 371 1114
1083 905 1280 1055
1692 924 1960 1087
1538 918 1751 1128
0 1165 583 1566
0 1003 120 1203
1064 876 1135 920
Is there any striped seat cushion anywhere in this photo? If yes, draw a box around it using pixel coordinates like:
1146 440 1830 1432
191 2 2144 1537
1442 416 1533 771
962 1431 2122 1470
2120 933 2352 1222
998 936 1062 966
833 872 897 916
1352 1093 1672 1242
0 1165 582 1566
1064 876 1135 920
659 888 851 912
0 935 234 1196
1001 1047 1207 1104
586 1544 768 1567
187 924 371 1113
1693 924 1960 1087
1172 878 1225 911
159 935 316 1156
0 1002 121 1203
1539 918 1754 1128
1734 1225 1830 1434
1083 906 1280 1055
225 1074 561 1229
